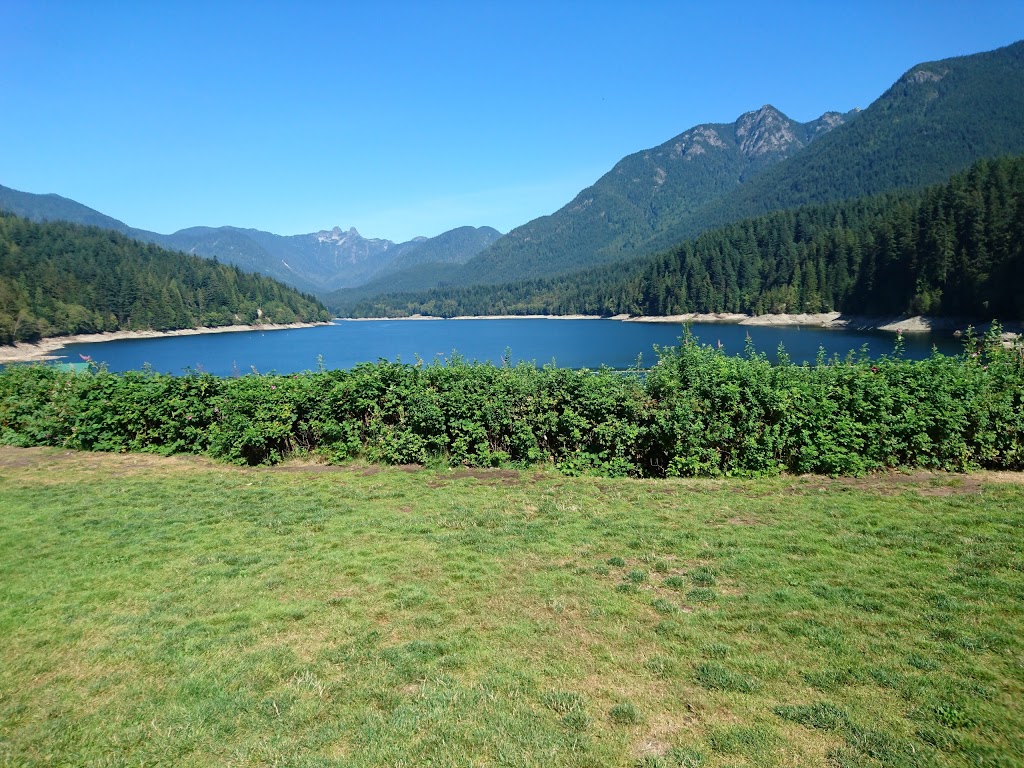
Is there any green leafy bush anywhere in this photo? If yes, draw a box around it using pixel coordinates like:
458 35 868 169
2 328 1021 476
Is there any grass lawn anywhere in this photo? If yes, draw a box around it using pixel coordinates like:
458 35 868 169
1 447 1022 767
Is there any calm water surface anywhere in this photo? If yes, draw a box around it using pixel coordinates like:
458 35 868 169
53 319 964 376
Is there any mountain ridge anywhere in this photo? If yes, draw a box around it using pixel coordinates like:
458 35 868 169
338 38 1024 308
455 104 853 286
0 183 501 295
343 155 1024 322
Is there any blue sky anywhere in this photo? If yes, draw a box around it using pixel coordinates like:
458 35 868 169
2 1 1022 242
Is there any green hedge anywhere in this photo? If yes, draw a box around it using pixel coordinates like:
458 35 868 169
2 328 1021 476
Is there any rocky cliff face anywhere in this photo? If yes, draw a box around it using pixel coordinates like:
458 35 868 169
735 105 803 157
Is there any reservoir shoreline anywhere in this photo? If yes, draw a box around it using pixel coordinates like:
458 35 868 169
0 321 332 364
3 314 1019 366
342 312 1021 339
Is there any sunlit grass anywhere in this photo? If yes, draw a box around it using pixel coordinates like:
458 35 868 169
1 448 1022 766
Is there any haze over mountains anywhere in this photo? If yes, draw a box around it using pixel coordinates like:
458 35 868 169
3 40 1023 320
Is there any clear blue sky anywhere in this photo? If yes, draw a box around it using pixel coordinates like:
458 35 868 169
2 1 1022 242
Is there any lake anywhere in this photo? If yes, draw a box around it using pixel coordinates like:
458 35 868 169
48 318 966 376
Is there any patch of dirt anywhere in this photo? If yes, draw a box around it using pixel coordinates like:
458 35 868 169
789 470 1018 497
2 447 1023 494
448 468 521 485
635 738 673 759
840 470 983 495
0 448 38 469
723 515 761 526
269 462 354 473
0 446 229 477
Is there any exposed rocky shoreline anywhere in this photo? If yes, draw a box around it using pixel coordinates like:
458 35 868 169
615 311 1015 333
0 322 333 364
345 311 1021 343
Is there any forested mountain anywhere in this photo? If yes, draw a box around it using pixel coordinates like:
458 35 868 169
383 226 503 273
346 156 1024 321
145 225 422 294
0 185 136 234
343 39 1024 305
0 213 331 346
644 39 1024 252
0 185 501 294
322 227 503 309
454 106 851 283
332 105 849 304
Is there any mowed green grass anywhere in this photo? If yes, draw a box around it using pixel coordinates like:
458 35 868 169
0 448 1022 767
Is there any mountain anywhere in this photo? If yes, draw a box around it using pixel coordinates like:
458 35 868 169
343 39 1024 310
0 212 330 345
454 105 853 285
144 225 422 294
321 226 504 307
0 184 501 295
0 185 135 234
383 226 502 273
645 39 1024 250
145 224 502 295
345 155 1024 322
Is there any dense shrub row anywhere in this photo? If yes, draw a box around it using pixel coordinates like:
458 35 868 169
1 328 1021 477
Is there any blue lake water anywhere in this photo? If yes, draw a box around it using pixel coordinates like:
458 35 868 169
45 319 967 376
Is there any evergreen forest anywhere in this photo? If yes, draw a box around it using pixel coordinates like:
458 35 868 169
0 214 331 345
346 156 1024 320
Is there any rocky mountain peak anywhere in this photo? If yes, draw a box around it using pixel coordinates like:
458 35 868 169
668 126 729 160
317 226 367 245
815 111 846 128
734 105 802 158
902 68 947 85
806 110 851 140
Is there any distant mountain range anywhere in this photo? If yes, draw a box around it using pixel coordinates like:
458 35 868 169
449 105 857 281
349 154 1024 321
0 211 330 345
0 184 501 295
4 40 1024 320
322 105 854 310
330 39 1024 312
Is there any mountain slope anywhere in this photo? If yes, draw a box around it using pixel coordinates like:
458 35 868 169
0 185 501 295
384 226 502 272
0 213 330 344
345 155 1024 321
456 105 851 285
353 39 1024 307
0 185 135 234
144 225 417 294
644 39 1024 251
